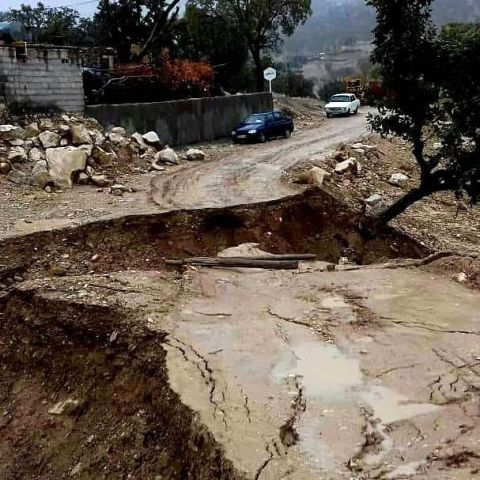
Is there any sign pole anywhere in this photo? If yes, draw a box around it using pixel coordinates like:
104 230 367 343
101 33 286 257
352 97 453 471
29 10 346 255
269 79 272 93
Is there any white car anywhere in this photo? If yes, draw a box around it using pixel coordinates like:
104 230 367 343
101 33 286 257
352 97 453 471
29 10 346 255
325 93 360 117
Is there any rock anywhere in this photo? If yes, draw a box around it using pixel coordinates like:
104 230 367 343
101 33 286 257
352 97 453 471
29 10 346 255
0 162 11 174
8 146 27 163
335 158 358 174
45 146 87 189
70 462 82 477
7 168 28 185
0 125 25 141
86 166 95 177
77 172 89 185
32 137 41 147
39 131 61 149
334 150 346 162
71 124 92 145
32 160 51 189
352 148 366 155
24 122 40 138
294 166 330 186
110 126 126 136
44 185 52 193
150 160 166 171
142 131 161 147
389 173 409 187
453 272 467 284
365 194 383 207
352 143 377 151
108 132 126 145
9 138 25 146
131 132 149 150
48 398 83 415
60 139 68 146
111 187 124 196
59 124 71 135
155 146 180 164
92 146 116 166
186 148 206 161
61 114 71 123
110 183 129 192
39 118 55 131
89 129 105 146
78 144 93 156
91 174 110 187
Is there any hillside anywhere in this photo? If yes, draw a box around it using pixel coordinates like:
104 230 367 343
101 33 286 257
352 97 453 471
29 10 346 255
285 0 480 55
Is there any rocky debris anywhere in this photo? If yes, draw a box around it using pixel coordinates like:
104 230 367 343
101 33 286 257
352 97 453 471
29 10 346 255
24 122 40 138
48 398 83 415
78 144 93 156
334 150 346 162
0 125 25 141
0 162 11 174
89 129 105 146
92 146 116 166
352 143 377 151
77 172 89 185
365 194 383 207
452 272 468 284
32 160 52 189
70 124 92 145
9 138 25 146
294 166 330 187
131 132 149 151
335 158 360 175
91 174 110 187
389 173 409 187
39 118 55 131
110 126 126 136
142 131 161 147
45 146 88 189
110 183 130 196
150 160 166 172
28 147 45 162
39 130 61 149
7 146 27 163
185 148 206 161
108 132 126 145
155 146 180 164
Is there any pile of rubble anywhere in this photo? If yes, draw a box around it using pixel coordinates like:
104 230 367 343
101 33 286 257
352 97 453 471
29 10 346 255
0 115 205 193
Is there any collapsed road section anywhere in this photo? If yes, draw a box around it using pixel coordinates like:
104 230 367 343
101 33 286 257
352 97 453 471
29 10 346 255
1 188 480 479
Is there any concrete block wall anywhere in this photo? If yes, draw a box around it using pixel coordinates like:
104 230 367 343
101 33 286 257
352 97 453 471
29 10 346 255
0 45 84 113
86 93 274 146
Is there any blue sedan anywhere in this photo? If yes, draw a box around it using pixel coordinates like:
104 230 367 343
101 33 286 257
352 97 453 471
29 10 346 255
232 111 294 143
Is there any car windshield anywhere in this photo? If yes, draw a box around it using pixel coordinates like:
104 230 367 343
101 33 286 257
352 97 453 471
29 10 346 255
244 114 266 124
330 95 350 103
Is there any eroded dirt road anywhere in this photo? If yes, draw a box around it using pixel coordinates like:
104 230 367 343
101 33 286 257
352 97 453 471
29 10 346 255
151 112 368 209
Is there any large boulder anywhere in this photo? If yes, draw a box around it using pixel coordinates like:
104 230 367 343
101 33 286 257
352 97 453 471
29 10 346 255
186 148 206 161
0 125 25 141
39 131 61 149
45 146 87 188
71 124 92 145
155 146 180 164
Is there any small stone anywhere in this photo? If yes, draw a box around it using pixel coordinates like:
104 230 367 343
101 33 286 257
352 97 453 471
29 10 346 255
7 146 27 163
59 124 71 135
365 194 383 207
0 162 11 174
142 131 161 147
9 138 24 146
44 185 52 193
60 139 68 146
70 462 82 476
294 166 330 186
32 160 51 189
111 188 124 196
110 126 126 136
131 132 149 150
334 150 345 162
155 146 180 164
77 172 89 185
335 158 357 174
48 398 83 415
89 129 105 146
91 175 110 187
389 173 409 187
92 146 116 166
24 122 40 138
186 148 206 161
29 147 45 162
108 132 126 145
453 272 467 284
71 124 92 145
39 118 55 131
39 131 61 149
0 125 25 141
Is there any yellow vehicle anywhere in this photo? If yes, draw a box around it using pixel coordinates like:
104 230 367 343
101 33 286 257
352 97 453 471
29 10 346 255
343 76 364 96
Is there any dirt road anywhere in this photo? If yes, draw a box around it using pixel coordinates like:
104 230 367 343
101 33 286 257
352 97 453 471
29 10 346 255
151 112 368 209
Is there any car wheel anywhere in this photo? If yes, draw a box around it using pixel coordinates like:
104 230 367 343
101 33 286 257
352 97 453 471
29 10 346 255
326 113 331 118
284 129 291 139
259 132 266 143
354 107 359 115
347 109 351 116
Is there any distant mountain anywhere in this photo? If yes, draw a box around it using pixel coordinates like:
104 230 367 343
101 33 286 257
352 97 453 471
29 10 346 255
285 0 480 55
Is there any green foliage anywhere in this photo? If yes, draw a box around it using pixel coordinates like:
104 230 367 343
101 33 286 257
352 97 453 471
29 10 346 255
189 0 312 90
367 0 480 221
318 79 344 102
94 0 181 62
1 2 94 46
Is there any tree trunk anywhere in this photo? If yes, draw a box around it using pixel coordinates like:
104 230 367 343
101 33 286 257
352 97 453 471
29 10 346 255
251 48 264 92
377 187 431 223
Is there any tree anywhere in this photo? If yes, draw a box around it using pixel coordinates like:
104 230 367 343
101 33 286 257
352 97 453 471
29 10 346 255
1 2 94 46
366 0 480 222
189 0 312 91
94 0 181 62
